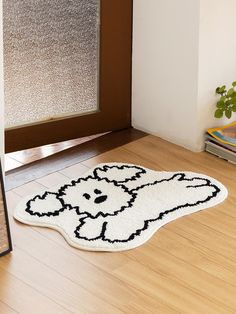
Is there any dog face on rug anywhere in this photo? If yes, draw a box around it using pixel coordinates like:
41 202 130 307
59 176 136 218
14 163 227 251
23 165 144 219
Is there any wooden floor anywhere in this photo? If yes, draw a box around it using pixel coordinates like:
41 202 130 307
1 134 236 313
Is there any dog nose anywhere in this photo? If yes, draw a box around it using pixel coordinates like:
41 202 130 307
94 195 107 204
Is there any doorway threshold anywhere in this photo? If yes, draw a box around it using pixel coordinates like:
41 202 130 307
5 128 147 191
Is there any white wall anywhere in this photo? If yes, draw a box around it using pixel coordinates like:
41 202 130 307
132 0 200 151
197 0 236 150
132 0 236 152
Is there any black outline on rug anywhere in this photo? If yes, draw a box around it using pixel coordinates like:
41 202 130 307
93 164 146 183
58 175 137 218
25 191 66 217
74 173 221 243
23 164 223 247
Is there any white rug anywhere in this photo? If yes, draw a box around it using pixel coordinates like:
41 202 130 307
14 163 228 252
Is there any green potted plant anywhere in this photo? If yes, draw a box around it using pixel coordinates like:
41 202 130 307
215 82 236 119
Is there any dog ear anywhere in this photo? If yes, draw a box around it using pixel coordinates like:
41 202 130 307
93 163 146 183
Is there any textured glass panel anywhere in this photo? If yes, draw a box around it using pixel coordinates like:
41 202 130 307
4 0 100 128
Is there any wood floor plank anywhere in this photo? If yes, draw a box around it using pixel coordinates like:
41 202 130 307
36 172 69 188
191 210 236 240
169 217 236 263
12 181 45 198
0 300 18 314
0 244 122 314
59 163 89 179
113 260 232 314
2 134 236 313
81 146 157 170
122 243 236 312
157 228 236 283
0 265 70 314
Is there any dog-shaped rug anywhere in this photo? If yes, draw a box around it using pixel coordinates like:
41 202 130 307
14 163 228 251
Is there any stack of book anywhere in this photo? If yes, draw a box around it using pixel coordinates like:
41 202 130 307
205 122 236 164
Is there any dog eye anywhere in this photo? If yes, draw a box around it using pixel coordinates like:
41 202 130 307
94 189 102 195
83 193 91 200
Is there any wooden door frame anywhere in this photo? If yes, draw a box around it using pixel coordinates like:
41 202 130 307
5 0 133 153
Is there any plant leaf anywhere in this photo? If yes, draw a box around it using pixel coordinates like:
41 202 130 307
214 109 224 118
220 96 226 102
232 104 236 112
230 97 236 105
216 100 224 108
232 81 236 87
227 88 234 96
225 109 232 119
219 86 226 94
225 100 231 106
216 85 226 95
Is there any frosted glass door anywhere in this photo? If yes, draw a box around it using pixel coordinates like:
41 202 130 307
4 0 100 128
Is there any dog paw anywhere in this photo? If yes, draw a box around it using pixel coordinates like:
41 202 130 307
75 216 105 240
25 192 65 217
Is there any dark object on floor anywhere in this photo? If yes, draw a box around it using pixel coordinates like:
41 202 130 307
0 160 12 256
